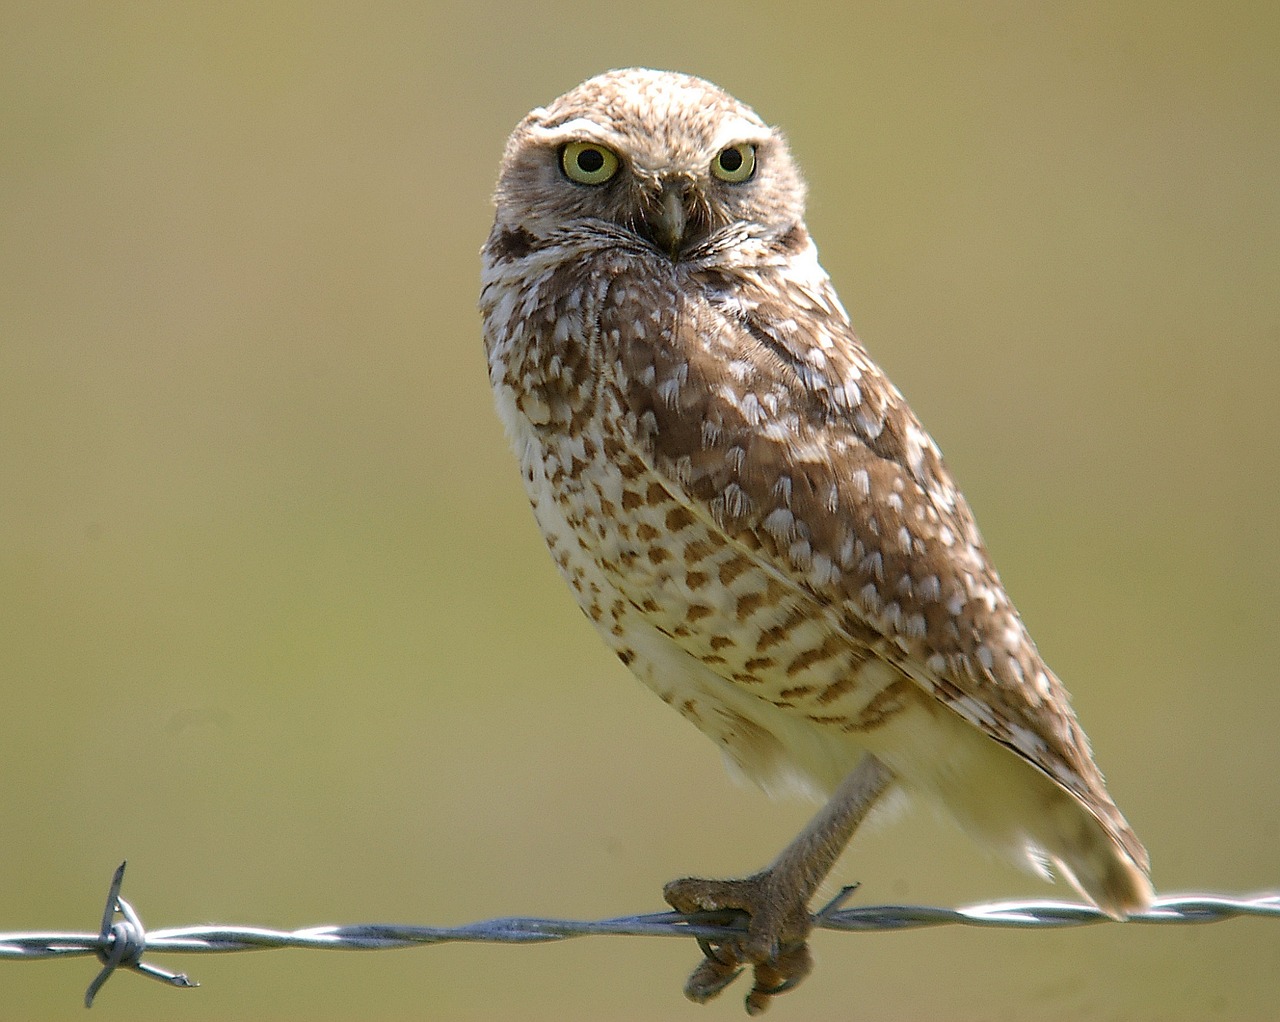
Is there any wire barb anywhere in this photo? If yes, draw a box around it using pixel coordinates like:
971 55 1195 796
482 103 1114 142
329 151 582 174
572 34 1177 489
813 883 860 921
0 864 1274 1007
82 862 198 1008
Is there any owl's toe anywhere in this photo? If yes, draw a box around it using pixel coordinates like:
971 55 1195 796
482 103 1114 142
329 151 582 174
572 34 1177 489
744 942 813 1015
664 872 814 1013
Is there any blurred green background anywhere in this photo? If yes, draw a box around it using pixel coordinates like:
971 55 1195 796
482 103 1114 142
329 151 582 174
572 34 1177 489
2 3 1277 1020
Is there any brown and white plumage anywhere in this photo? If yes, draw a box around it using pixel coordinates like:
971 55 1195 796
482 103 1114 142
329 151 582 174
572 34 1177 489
480 68 1151 1006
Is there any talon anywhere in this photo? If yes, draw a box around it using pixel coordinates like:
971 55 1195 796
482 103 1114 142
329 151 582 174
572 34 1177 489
752 947 814 998
753 943 812 995
685 954 743 1003
744 975 782 1017
743 929 781 964
695 936 732 966
744 943 813 1014
761 971 804 996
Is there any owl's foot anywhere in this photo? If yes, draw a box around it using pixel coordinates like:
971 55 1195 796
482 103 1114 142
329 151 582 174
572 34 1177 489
663 871 814 1015
662 755 894 1013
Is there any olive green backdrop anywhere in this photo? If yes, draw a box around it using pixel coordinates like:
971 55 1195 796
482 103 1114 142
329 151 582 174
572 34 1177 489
2 4 1277 1020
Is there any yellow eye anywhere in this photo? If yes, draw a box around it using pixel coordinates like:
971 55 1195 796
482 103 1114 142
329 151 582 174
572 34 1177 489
711 143 756 182
560 142 620 185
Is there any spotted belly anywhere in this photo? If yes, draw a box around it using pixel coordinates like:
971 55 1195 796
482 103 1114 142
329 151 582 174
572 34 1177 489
518 411 926 796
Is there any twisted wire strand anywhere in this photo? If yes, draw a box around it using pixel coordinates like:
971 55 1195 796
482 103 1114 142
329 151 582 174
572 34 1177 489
2 864 1276 1006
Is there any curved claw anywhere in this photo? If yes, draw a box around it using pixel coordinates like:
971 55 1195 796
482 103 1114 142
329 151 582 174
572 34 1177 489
685 953 744 1003
695 936 733 966
744 942 813 1015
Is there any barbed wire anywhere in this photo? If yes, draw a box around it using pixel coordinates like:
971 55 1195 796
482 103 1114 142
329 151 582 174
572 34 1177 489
2 863 1276 1007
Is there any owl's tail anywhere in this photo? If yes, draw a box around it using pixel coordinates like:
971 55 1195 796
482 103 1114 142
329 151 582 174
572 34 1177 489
1024 784 1154 920
867 695 1154 920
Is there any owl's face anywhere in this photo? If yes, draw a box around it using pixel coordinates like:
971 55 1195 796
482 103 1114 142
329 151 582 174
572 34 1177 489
492 69 806 261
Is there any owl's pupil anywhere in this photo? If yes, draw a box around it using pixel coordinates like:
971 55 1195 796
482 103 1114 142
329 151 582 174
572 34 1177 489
719 148 743 172
577 148 605 173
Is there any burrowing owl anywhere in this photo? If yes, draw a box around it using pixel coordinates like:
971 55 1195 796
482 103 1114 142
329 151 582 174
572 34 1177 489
480 68 1152 1012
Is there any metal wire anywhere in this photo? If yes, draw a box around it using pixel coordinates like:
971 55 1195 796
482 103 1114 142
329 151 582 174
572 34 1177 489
2 863 1276 1007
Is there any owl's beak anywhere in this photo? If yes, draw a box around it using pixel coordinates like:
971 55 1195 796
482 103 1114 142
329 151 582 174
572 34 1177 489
647 180 689 260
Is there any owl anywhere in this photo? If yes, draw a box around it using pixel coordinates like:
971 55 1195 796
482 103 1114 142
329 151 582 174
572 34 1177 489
480 68 1152 1013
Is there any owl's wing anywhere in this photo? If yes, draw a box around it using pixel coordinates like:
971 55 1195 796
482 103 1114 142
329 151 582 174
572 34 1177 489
600 246 1146 870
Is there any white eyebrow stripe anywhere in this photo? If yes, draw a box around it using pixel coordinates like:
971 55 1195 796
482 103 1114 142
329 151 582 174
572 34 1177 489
709 118 770 152
530 117 613 141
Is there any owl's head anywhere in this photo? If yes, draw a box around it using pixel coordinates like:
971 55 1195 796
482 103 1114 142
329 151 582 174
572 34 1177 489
491 68 806 260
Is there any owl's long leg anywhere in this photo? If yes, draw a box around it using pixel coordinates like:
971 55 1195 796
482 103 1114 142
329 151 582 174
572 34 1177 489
664 752 894 1014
